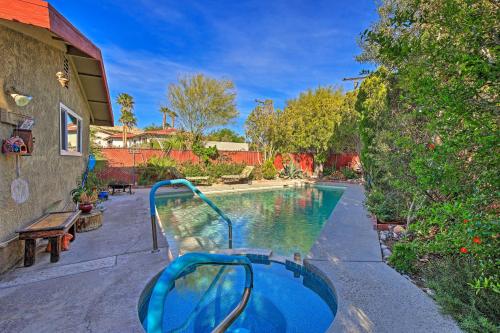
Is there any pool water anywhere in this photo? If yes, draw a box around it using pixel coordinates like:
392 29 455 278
142 258 337 332
155 186 343 256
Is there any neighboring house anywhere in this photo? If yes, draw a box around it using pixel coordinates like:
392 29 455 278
91 126 177 148
204 141 249 151
0 0 113 272
91 125 142 147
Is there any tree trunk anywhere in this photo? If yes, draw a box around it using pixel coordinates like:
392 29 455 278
162 113 167 129
123 126 128 147
171 116 175 128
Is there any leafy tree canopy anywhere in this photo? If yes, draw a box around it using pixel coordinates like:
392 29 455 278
206 128 245 143
168 73 238 144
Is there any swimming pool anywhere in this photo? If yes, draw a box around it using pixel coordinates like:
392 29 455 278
155 185 344 256
140 252 337 333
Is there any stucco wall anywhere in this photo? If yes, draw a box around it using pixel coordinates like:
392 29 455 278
0 25 91 271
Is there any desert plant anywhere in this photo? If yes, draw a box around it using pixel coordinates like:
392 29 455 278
279 161 303 179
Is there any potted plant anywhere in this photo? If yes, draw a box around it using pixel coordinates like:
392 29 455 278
71 186 97 213
78 191 97 213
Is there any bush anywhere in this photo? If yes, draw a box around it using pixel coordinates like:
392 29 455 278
340 166 358 179
262 159 277 180
422 256 500 333
388 241 419 273
137 157 180 185
179 162 245 182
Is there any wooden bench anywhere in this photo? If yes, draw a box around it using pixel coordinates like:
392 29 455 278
17 211 80 267
108 183 132 195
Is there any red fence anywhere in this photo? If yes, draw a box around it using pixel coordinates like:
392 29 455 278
97 148 359 183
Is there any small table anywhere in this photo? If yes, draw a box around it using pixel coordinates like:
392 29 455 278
108 183 132 195
17 211 80 266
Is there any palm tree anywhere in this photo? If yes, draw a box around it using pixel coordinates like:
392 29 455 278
159 106 170 129
159 106 177 129
116 93 137 147
168 109 177 128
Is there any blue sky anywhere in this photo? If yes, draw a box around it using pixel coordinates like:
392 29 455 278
51 0 378 134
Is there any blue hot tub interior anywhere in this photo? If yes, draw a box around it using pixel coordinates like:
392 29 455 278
140 253 337 333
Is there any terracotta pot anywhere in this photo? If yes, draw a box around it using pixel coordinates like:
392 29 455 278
78 203 93 214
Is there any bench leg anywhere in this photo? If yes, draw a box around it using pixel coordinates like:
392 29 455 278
69 224 76 242
49 237 61 263
24 239 36 267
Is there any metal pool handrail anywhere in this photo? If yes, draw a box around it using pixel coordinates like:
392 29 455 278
146 252 253 333
149 179 233 251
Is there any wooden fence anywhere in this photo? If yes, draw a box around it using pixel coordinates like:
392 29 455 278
96 148 359 184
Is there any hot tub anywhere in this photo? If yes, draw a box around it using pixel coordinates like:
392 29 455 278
139 252 337 332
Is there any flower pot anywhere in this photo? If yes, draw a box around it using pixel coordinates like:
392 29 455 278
78 203 93 214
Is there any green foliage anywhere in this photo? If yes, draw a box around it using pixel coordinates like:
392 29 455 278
279 160 303 179
423 256 500 333
340 167 358 180
137 157 180 185
388 241 419 273
143 123 164 131
262 159 277 180
206 128 245 143
192 143 218 165
179 162 245 183
280 87 345 164
360 1 499 330
168 73 238 143
245 100 282 161
116 93 137 147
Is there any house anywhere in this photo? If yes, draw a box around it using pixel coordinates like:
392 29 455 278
0 0 113 272
91 125 142 147
91 126 177 148
204 141 249 151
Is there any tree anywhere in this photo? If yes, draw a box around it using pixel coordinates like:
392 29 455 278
159 106 177 129
143 123 164 131
358 1 499 329
281 87 345 172
206 128 245 143
168 74 238 145
245 99 282 161
116 93 137 147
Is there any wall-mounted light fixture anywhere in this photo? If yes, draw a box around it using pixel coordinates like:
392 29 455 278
56 71 69 88
6 87 32 107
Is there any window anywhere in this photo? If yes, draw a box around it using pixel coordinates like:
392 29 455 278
60 103 82 155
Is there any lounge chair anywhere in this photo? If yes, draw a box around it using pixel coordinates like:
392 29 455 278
221 166 254 184
186 176 211 186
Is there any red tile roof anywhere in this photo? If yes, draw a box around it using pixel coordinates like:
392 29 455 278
141 128 177 136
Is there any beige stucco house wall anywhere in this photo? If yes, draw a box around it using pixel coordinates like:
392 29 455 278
0 21 111 272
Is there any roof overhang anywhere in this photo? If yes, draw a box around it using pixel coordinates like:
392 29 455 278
0 0 114 126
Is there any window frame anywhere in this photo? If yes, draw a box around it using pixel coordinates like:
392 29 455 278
59 103 83 156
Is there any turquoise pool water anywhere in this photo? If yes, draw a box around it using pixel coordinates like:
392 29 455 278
155 185 343 256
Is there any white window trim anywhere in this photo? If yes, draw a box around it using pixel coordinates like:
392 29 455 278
59 103 83 156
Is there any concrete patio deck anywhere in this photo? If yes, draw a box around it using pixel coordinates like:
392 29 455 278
0 181 460 332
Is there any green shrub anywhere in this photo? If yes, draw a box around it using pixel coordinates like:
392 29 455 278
179 162 205 177
192 143 218 164
365 189 405 222
207 163 244 179
422 256 500 333
340 166 358 179
262 159 277 180
388 241 419 273
179 162 245 182
137 157 180 185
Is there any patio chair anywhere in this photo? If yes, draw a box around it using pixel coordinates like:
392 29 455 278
221 166 255 184
185 176 211 186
